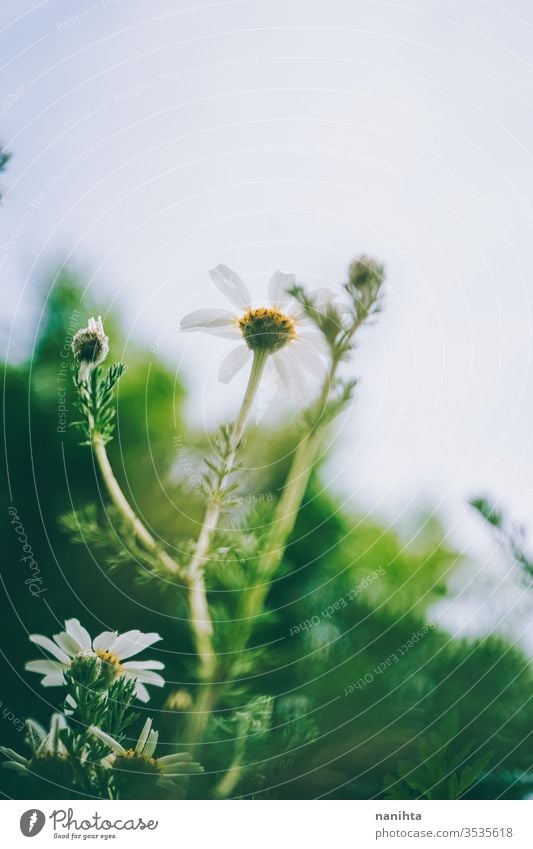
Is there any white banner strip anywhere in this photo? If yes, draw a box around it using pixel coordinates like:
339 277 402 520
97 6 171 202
2 799 531 848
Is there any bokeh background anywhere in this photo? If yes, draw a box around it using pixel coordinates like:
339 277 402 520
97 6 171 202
1 0 532 799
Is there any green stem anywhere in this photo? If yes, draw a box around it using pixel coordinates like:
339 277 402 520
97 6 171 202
238 429 322 630
92 436 180 575
237 354 341 629
184 349 268 743
93 433 223 696
213 359 341 799
213 746 245 799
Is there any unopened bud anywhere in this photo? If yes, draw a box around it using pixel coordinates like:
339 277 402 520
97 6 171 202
347 256 384 292
72 316 109 377
164 689 193 711
68 651 114 692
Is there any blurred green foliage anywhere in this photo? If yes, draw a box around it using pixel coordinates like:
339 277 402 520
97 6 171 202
1 273 532 800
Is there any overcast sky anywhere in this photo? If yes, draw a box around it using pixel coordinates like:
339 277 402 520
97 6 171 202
2 0 533 646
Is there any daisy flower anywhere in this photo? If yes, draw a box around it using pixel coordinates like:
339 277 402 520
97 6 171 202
0 714 70 781
25 618 165 703
90 718 203 796
180 265 330 398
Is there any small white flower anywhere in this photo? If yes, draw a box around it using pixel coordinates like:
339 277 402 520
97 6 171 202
180 265 330 399
25 618 165 703
90 718 203 794
0 714 68 776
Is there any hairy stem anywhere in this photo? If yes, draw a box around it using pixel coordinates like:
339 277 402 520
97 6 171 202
184 349 268 743
92 436 180 574
213 360 342 798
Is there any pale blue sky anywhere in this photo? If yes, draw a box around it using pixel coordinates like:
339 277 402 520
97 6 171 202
2 1 533 644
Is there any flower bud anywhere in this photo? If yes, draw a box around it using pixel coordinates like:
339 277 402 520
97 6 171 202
68 651 115 692
72 316 109 376
164 690 193 711
347 255 384 292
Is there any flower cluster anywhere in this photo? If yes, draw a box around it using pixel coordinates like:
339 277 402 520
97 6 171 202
26 618 164 703
1 623 202 799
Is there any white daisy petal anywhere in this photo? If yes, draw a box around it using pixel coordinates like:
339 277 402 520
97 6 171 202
110 631 162 659
217 345 251 383
3 761 28 774
53 631 83 657
49 714 67 755
136 718 152 754
311 286 337 312
134 682 151 703
89 726 126 755
158 752 193 765
128 670 165 687
93 631 118 651
288 305 312 324
64 619 91 650
180 308 239 338
268 270 295 308
160 761 204 776
282 350 309 399
273 350 307 399
143 729 159 758
29 634 70 663
26 719 47 745
121 660 165 671
298 328 330 357
25 660 66 676
209 264 251 309
40 673 66 687
0 747 29 765
288 338 328 377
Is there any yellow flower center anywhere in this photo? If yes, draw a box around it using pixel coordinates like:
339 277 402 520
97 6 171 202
114 750 160 775
95 648 122 678
238 307 296 353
